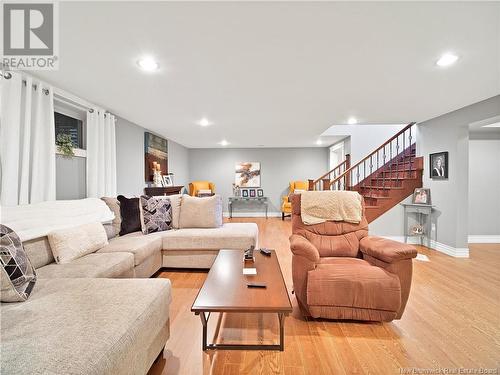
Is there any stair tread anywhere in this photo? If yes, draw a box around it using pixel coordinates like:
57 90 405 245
362 195 392 199
360 186 404 190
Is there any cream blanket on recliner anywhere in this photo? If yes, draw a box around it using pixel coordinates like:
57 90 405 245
300 190 362 225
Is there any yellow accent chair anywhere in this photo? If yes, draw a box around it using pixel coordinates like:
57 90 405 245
189 181 216 197
281 181 309 220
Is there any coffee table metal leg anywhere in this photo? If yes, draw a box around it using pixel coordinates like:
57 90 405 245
199 312 209 351
278 313 285 351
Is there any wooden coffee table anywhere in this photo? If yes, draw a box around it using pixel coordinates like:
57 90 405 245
191 249 293 351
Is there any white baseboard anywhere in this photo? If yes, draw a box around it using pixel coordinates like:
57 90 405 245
378 236 469 258
223 211 282 218
468 235 500 243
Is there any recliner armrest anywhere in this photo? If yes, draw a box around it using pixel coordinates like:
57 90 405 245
360 236 417 264
289 234 320 263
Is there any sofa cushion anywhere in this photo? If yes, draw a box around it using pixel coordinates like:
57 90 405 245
97 234 162 266
160 223 258 250
36 252 134 279
140 195 172 234
23 236 55 269
47 222 108 264
307 258 401 313
179 194 223 229
117 195 141 236
101 197 122 237
0 277 171 375
0 225 37 302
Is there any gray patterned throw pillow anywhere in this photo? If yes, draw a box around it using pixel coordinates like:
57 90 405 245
140 196 173 234
1 224 37 302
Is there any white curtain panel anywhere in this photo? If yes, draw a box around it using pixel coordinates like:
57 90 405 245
0 73 56 206
86 109 117 197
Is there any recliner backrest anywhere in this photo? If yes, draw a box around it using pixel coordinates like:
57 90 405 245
290 194 369 258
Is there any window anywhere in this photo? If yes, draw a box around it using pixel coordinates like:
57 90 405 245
54 112 85 149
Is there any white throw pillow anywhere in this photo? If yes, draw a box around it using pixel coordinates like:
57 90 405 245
47 222 108 264
179 195 223 229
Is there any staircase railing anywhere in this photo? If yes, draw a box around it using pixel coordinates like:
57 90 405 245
323 122 417 195
308 154 350 191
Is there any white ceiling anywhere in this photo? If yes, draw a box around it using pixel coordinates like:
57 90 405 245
35 1 500 148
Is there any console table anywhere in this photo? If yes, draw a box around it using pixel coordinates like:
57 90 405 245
144 186 184 196
401 203 434 247
228 197 269 218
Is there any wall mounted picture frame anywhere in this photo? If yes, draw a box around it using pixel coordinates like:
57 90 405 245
412 188 431 205
145 132 168 182
257 189 264 197
249 188 256 198
241 189 249 198
235 162 261 187
429 151 448 179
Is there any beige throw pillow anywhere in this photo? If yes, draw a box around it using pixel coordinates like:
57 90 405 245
179 195 223 229
101 197 121 236
48 222 108 264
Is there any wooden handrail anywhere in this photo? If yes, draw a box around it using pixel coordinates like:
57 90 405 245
328 122 416 187
309 154 350 190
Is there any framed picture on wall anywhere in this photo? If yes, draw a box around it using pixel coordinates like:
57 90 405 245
235 162 261 187
249 189 256 198
257 189 264 197
429 151 448 179
241 189 249 198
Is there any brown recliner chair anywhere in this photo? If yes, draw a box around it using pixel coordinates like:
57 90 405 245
289 194 417 322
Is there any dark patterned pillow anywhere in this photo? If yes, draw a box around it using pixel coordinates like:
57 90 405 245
140 196 173 234
117 195 142 236
0 224 37 302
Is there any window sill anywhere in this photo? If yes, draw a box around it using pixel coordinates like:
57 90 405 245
56 148 87 158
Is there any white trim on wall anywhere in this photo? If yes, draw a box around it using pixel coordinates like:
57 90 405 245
468 235 500 243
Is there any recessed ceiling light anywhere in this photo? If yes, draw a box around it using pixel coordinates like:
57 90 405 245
316 139 323 145
483 122 500 128
348 117 357 125
137 57 159 72
219 139 229 146
198 118 212 127
436 53 458 67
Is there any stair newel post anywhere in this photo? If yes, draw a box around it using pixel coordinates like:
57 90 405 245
308 179 314 191
345 154 351 190
382 145 386 189
409 126 413 178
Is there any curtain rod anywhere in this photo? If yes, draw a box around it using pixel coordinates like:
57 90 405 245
1 71 50 95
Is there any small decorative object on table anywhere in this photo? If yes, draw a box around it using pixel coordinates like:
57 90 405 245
241 189 249 198
257 189 264 198
152 162 163 187
249 189 256 198
412 188 431 205
244 246 255 263
162 174 173 187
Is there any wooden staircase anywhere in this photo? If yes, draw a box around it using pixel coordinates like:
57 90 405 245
309 122 423 223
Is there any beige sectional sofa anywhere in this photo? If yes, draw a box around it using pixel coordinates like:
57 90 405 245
1 194 258 375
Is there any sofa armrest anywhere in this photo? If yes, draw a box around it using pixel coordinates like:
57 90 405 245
289 234 320 263
360 236 417 264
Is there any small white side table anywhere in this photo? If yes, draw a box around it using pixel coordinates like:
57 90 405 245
401 203 434 247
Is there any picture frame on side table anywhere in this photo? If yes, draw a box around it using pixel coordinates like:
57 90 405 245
412 188 431 205
241 189 249 198
162 174 173 187
257 189 264 197
249 189 256 198
429 151 448 179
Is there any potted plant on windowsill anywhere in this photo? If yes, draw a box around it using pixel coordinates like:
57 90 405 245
56 133 75 157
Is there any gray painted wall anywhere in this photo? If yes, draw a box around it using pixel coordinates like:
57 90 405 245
115 116 190 196
418 95 500 249
56 154 86 200
468 139 500 235
189 148 329 214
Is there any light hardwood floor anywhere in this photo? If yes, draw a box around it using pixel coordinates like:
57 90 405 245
149 218 500 375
